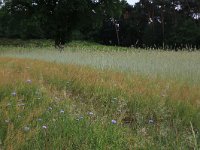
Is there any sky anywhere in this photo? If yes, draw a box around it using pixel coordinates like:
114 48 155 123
127 0 139 5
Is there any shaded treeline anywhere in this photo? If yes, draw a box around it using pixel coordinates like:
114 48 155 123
0 0 200 49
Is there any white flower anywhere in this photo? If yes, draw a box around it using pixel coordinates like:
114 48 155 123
48 107 53 111
42 125 47 129
148 119 154 124
60 110 64 113
88 112 94 115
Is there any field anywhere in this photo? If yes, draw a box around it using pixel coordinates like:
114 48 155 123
0 41 200 149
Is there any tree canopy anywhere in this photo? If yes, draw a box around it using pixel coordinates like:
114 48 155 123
0 0 199 49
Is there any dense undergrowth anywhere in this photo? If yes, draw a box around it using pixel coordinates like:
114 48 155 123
0 58 199 149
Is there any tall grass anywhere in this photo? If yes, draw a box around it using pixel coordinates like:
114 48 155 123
0 58 200 149
0 41 200 84
0 41 200 149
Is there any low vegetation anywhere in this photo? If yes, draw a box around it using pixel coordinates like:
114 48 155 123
0 55 200 149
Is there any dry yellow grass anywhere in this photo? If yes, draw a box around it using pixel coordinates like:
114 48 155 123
0 57 200 149
0 57 199 107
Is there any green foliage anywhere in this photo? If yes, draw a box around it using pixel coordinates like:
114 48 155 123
166 18 200 48
0 0 124 43
100 0 200 49
0 0 200 49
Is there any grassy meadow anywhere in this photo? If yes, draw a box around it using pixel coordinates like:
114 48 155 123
0 40 200 149
1 41 200 84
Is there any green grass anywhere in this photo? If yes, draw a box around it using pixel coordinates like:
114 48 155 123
0 40 200 149
0 83 129 149
0 41 200 85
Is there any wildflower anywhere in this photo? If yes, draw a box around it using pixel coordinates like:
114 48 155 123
60 110 64 113
26 79 32 83
24 126 30 132
148 119 154 124
88 112 94 115
42 125 47 129
11 92 16 97
48 107 53 111
111 120 117 124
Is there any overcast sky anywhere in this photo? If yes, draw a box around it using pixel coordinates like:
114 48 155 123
127 0 139 5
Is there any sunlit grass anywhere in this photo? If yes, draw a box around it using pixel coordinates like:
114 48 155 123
0 57 200 149
1 43 200 85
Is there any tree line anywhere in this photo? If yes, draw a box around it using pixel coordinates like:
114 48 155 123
0 0 200 49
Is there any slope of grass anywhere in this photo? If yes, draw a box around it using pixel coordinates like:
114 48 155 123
0 58 199 149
